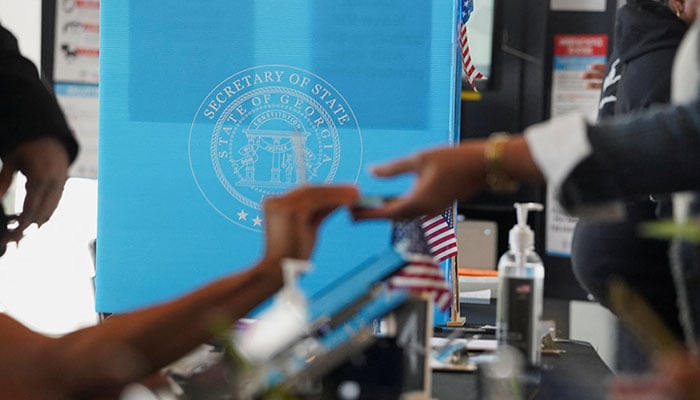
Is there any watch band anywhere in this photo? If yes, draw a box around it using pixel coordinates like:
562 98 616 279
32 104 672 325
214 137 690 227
484 132 520 193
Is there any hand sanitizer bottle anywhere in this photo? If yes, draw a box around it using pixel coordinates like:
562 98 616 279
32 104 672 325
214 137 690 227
236 258 312 364
496 202 545 366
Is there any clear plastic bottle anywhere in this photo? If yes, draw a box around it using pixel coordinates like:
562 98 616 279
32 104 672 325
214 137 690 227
496 203 545 366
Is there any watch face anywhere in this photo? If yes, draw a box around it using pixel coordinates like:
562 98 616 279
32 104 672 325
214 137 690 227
189 64 363 232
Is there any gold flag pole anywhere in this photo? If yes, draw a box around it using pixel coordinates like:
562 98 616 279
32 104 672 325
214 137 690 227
446 253 466 327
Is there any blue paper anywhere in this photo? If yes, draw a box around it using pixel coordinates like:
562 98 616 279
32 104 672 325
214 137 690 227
97 0 461 313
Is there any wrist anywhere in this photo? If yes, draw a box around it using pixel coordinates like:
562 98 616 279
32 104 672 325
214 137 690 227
483 133 520 193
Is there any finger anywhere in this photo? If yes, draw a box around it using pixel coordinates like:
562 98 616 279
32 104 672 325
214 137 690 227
580 71 601 79
14 182 59 233
0 162 15 199
370 156 419 178
2 213 24 244
14 183 43 232
351 196 427 220
32 182 64 227
293 186 359 228
308 204 347 229
304 185 359 208
584 82 602 90
264 185 359 228
2 229 24 244
589 63 606 72
582 63 605 73
282 185 359 210
263 187 354 260
351 205 395 220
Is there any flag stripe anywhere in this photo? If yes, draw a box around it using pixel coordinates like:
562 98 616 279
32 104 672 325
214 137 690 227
435 294 451 310
459 0 485 90
389 277 450 290
429 234 457 246
433 248 458 263
388 256 452 312
394 267 446 279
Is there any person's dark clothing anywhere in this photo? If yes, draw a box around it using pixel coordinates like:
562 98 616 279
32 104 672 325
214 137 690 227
597 0 688 120
0 25 78 161
571 0 688 370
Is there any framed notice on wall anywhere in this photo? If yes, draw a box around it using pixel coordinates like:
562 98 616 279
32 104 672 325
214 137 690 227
41 0 100 178
546 33 607 256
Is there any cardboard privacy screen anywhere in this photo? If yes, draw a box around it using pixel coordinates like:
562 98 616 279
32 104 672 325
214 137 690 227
96 1 461 313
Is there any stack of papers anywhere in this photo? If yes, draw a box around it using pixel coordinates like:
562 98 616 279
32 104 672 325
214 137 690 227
459 269 498 304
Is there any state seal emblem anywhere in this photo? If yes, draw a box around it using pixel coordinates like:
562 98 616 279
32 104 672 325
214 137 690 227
189 65 362 232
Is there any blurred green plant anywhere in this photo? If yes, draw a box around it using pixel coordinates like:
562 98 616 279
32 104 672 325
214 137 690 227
639 219 700 244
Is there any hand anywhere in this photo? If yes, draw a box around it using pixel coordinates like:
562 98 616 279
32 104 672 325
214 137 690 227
655 352 700 400
262 185 359 262
351 143 488 220
0 137 70 243
608 352 700 400
581 62 606 90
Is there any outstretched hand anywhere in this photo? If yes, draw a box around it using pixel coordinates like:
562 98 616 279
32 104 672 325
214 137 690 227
352 143 488 220
262 185 360 262
0 137 70 244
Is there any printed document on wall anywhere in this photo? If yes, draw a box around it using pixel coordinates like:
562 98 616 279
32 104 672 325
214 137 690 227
547 34 607 256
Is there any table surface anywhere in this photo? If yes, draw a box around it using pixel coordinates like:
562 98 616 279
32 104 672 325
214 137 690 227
176 327 613 399
431 339 613 400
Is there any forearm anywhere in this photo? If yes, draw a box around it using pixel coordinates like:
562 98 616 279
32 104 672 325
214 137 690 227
0 314 54 377
49 258 283 397
500 134 545 183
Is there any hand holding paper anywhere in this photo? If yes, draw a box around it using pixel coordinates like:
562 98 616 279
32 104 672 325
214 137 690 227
352 143 489 220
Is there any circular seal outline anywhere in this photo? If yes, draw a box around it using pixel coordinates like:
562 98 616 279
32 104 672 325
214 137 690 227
188 64 363 232
211 86 343 209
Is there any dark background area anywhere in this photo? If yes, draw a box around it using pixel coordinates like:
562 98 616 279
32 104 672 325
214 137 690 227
458 0 617 301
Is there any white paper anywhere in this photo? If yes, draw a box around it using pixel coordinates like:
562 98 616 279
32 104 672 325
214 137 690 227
55 83 99 178
546 34 607 256
550 0 606 12
459 289 492 304
431 337 498 352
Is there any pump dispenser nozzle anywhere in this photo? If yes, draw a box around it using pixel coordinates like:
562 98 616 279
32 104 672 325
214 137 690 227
509 202 543 254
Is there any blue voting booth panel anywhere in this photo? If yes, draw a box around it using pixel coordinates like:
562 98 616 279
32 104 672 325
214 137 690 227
96 1 461 313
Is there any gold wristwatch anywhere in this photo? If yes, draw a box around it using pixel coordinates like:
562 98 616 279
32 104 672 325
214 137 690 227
483 132 520 193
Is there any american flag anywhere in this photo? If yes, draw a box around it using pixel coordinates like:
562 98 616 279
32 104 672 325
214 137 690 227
390 216 454 311
459 0 485 90
421 210 459 262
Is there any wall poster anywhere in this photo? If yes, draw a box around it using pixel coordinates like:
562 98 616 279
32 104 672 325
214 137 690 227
546 34 607 256
50 0 100 178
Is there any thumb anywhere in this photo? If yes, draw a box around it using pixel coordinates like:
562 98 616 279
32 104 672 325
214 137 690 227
0 162 15 199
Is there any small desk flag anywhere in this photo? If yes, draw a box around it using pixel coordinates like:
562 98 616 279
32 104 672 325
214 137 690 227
391 218 452 310
421 210 459 263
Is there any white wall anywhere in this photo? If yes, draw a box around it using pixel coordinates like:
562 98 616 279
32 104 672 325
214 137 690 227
0 0 41 66
570 300 618 371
